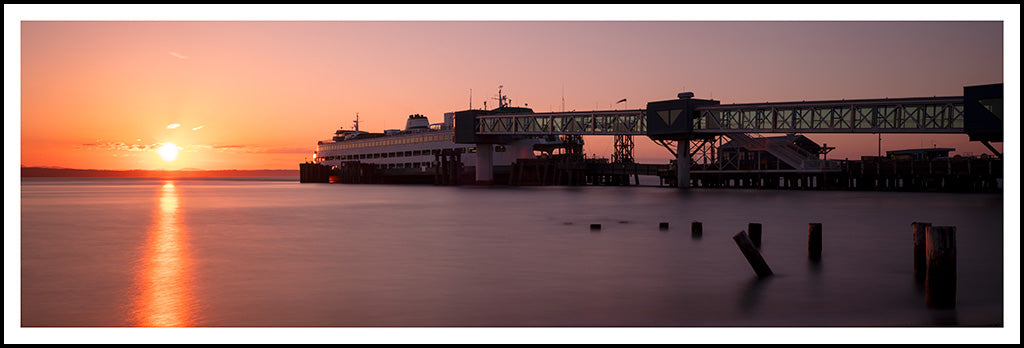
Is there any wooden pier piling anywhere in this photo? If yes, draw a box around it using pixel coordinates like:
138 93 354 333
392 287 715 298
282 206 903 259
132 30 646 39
659 222 669 230
926 226 957 309
749 223 762 247
691 221 702 238
912 222 932 283
733 231 773 278
590 223 602 231
808 223 822 261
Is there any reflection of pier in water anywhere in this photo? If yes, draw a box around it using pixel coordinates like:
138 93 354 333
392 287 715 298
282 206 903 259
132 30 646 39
128 181 197 327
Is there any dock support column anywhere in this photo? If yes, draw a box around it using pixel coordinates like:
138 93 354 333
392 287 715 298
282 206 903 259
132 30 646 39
733 231 773 278
912 222 932 283
475 144 493 185
677 139 690 189
926 226 957 308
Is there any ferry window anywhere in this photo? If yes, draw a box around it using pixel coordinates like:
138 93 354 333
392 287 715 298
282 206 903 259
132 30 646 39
496 145 506 152
405 151 412 157
469 147 477 153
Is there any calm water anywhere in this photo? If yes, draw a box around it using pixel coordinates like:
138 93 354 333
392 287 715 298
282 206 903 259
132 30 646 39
19 177 1005 330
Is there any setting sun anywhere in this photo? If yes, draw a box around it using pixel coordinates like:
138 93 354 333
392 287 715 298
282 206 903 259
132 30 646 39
157 142 181 162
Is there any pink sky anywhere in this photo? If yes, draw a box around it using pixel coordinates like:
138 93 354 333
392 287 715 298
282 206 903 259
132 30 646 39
10 6 1015 170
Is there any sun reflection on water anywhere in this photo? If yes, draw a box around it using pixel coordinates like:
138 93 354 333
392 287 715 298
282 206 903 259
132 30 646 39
128 180 197 327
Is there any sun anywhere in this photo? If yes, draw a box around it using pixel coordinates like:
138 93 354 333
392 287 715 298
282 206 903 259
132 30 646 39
157 142 181 162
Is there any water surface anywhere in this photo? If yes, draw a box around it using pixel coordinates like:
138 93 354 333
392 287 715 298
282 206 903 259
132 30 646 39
20 177 1004 330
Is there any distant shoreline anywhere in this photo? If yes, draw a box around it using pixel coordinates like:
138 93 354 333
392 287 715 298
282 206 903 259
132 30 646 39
20 166 298 178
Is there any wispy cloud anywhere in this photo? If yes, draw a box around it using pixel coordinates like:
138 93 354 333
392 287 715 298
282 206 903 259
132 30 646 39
167 123 181 129
79 142 157 152
192 125 204 131
212 145 311 154
169 51 188 60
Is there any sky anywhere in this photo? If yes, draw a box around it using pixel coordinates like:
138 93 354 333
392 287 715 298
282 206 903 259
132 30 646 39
9 5 1018 171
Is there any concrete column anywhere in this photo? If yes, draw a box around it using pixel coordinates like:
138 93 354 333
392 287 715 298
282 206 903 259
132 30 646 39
677 140 690 189
475 144 493 185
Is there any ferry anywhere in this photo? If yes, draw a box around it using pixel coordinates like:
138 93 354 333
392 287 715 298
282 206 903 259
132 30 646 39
302 87 574 184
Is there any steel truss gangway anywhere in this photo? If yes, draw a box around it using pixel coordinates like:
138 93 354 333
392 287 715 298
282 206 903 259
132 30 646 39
692 96 965 134
474 96 967 136
475 109 647 136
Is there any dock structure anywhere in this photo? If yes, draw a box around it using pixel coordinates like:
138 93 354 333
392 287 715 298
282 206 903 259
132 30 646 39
656 155 1001 193
455 83 1002 190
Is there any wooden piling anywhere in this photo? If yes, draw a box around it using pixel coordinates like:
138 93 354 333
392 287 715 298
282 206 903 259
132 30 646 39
691 221 702 238
590 223 602 231
733 231 773 278
749 223 762 247
659 222 669 230
808 223 822 261
912 222 932 283
926 226 956 309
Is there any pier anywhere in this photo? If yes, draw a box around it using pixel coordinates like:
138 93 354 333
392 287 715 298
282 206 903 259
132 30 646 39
301 83 1002 192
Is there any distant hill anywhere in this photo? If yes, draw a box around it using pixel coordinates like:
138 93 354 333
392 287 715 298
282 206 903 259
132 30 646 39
21 166 298 178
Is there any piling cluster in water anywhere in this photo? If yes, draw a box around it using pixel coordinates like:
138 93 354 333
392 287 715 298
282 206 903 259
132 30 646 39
583 218 958 309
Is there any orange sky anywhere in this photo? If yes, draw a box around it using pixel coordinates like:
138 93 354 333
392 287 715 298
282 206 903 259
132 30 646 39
11 6 1018 171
